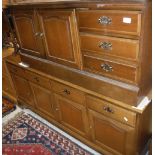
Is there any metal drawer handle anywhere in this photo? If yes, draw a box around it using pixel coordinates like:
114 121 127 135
39 33 44 37
101 63 113 72
98 16 112 25
99 42 112 50
34 32 40 36
103 106 114 113
63 89 70 95
34 77 39 82
34 32 44 37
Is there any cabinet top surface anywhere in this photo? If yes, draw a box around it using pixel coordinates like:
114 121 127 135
8 0 150 8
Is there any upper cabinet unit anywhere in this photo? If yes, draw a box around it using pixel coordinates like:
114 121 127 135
12 9 82 69
12 9 46 58
37 9 82 69
11 1 151 95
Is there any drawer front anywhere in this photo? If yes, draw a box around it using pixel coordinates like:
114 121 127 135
2 75 15 96
86 95 136 127
80 34 139 61
25 70 51 89
83 55 137 83
51 81 85 105
77 10 141 36
7 63 25 77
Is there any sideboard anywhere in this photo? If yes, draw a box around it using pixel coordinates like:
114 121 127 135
6 0 152 154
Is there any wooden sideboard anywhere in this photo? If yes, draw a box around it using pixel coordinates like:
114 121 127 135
6 0 152 154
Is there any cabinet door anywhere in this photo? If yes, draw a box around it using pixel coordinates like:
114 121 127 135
88 110 136 155
2 75 15 97
11 74 35 107
55 94 89 137
12 9 45 57
38 9 81 69
30 82 56 119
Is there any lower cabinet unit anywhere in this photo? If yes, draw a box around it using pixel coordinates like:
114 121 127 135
54 94 89 138
11 74 35 107
6 61 151 155
30 82 55 119
88 109 135 155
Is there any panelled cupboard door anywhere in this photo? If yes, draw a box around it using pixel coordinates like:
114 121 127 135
37 9 82 69
88 110 136 155
11 74 35 107
55 94 89 138
2 75 15 96
12 9 45 57
30 82 56 119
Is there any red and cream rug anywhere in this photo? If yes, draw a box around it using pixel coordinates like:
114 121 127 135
2 108 101 155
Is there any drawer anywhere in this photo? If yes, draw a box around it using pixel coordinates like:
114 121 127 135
2 75 15 96
51 81 85 105
7 63 25 77
86 95 136 127
25 70 51 89
83 55 137 83
80 34 139 61
77 10 141 36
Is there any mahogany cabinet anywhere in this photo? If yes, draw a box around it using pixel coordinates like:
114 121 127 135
7 0 152 155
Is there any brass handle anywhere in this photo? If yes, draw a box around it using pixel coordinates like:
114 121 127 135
35 32 44 37
101 63 113 72
98 16 112 25
99 42 112 50
103 106 114 113
34 32 39 36
39 33 44 37
63 89 70 95
34 77 39 82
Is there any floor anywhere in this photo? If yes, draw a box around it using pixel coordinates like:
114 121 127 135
2 103 151 155
2 105 101 155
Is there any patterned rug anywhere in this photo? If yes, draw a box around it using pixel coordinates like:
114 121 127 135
2 97 16 117
2 111 95 155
